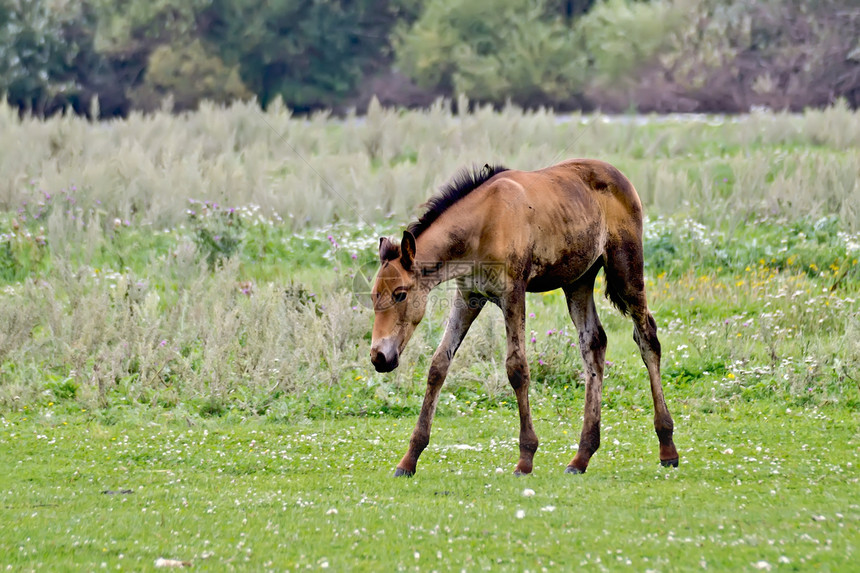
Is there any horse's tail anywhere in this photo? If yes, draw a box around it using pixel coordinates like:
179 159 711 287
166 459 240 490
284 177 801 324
603 266 631 316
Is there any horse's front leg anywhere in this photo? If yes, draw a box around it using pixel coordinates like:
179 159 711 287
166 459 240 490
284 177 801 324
394 290 485 477
501 287 539 475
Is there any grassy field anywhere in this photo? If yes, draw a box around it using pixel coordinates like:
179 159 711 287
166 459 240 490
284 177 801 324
2 404 858 571
0 100 858 570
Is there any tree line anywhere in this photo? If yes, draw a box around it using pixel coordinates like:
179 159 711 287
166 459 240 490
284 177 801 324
0 0 857 117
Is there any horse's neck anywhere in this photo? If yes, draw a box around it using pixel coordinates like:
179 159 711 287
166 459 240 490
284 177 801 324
414 225 474 289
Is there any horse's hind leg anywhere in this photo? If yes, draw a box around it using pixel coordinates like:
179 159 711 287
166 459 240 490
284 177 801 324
605 246 679 467
564 264 607 474
632 308 679 467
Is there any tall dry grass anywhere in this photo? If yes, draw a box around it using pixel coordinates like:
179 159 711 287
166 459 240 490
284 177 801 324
0 99 858 414
1 97 858 232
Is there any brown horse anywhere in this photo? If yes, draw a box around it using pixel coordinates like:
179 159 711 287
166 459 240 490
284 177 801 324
370 159 678 476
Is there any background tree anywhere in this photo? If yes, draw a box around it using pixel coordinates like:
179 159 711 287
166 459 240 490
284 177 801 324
90 0 213 114
395 0 588 108
199 0 418 112
0 0 87 115
0 0 857 116
127 39 252 113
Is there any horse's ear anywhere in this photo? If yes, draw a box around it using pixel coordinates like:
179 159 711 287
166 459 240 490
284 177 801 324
400 230 416 271
379 237 399 262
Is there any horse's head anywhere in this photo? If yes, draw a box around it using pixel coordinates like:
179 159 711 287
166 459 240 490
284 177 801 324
370 230 427 372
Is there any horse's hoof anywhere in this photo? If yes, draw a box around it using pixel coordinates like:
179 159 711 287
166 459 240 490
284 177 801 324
393 467 414 477
564 465 585 474
513 469 528 477
660 458 679 468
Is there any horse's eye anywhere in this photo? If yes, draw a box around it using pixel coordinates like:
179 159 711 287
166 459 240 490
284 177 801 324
393 290 407 303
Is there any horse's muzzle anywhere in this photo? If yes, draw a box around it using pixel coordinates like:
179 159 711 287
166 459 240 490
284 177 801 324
370 342 399 372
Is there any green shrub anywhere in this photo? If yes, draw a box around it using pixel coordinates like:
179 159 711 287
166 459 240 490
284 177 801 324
186 200 245 269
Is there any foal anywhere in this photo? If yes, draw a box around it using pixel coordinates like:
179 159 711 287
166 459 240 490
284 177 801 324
370 159 678 475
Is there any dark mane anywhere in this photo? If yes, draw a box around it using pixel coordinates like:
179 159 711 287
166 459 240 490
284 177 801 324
407 163 509 238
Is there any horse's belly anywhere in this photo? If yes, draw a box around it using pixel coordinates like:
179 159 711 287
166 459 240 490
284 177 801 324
525 254 599 292
524 224 605 292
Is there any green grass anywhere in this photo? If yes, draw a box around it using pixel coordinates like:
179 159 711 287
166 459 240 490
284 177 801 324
2 403 857 570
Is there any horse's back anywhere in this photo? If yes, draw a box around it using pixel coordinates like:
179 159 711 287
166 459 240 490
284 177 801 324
543 159 643 223
490 159 643 238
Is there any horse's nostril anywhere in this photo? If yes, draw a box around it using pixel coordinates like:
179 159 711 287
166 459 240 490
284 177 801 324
370 348 386 366
371 349 398 373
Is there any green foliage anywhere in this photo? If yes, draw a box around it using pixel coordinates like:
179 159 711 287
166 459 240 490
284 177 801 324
543 0 598 19
577 0 684 85
128 40 252 112
0 0 209 116
89 0 215 113
585 0 860 111
187 200 245 269
0 231 49 282
1 0 410 115
0 0 87 113
2 0 857 115
201 0 412 110
398 0 860 112
0 192 51 281
396 0 588 106
91 0 205 54
45 375 78 400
